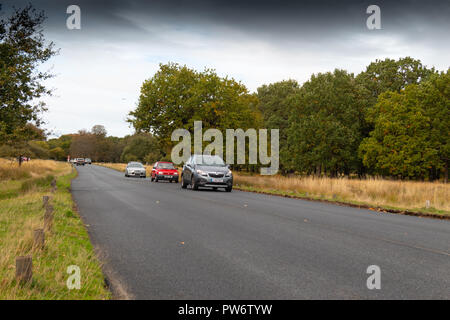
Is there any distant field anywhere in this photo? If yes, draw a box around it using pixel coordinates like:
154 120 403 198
234 173 449 216
0 159 110 299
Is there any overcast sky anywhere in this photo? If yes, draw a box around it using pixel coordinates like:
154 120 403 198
2 0 449 137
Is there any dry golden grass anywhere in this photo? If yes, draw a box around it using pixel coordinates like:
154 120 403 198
234 173 449 215
95 162 128 173
0 159 70 181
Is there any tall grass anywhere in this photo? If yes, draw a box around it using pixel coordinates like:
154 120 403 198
235 173 449 215
0 159 72 200
0 159 69 181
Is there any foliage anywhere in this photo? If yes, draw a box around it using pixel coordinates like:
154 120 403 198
0 4 57 147
286 70 368 176
120 133 161 163
256 80 299 172
128 62 262 154
359 70 449 181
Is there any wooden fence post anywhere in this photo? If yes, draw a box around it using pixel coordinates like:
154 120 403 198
44 205 54 230
16 256 32 283
51 179 57 193
42 195 49 208
33 229 45 250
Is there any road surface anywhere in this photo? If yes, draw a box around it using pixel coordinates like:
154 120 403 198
71 165 450 299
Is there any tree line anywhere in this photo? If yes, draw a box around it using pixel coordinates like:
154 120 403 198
127 61 448 182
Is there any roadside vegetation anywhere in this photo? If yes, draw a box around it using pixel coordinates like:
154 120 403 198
0 159 110 299
234 173 449 216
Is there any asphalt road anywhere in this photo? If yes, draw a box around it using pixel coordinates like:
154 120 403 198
71 165 450 299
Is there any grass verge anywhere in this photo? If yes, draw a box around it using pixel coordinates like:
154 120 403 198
0 160 111 299
234 174 449 219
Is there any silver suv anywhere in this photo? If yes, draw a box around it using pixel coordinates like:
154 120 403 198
181 155 232 192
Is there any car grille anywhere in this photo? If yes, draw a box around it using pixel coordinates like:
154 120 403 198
208 173 224 178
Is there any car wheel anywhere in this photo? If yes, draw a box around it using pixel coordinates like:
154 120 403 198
225 186 232 192
155 176 158 182
213 187 218 191
181 176 187 189
191 176 198 190
151 176 154 182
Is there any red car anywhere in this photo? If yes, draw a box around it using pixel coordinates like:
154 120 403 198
151 161 179 183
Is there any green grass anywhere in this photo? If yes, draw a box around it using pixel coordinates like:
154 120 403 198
0 166 111 299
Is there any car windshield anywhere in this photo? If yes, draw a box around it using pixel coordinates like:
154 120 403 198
157 163 175 169
194 155 226 166
128 163 143 168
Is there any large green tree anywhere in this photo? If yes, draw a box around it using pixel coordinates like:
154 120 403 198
287 70 368 176
0 4 57 147
356 57 435 135
256 80 299 172
120 133 161 163
128 62 261 155
359 70 449 181
356 57 435 101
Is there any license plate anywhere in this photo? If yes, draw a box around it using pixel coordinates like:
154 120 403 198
167 175 172 178
211 178 223 183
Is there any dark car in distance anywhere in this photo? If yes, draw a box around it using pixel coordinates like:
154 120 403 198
181 155 232 192
151 161 179 183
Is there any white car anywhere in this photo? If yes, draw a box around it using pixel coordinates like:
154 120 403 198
125 162 146 178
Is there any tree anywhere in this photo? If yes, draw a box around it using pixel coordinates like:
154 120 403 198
48 134 72 156
128 62 261 155
120 133 161 163
49 147 65 161
0 4 57 147
357 57 435 101
69 130 96 158
286 70 368 176
359 70 449 181
91 125 107 137
257 80 299 173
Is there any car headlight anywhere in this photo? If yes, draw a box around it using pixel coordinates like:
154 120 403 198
225 170 232 177
174 172 178 175
196 169 208 176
